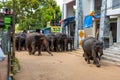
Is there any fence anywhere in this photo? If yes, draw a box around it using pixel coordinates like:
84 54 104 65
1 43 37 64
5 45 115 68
0 29 12 80
0 30 9 54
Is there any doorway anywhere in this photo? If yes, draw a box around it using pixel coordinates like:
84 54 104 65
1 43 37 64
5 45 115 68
110 22 117 43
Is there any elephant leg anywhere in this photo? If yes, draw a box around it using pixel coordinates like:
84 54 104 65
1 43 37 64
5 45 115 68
99 52 103 60
56 44 60 52
92 51 100 67
63 43 65 52
31 42 36 55
60 44 63 52
97 53 101 60
83 53 87 61
66 43 69 51
57 41 60 52
58 45 61 52
38 45 42 56
84 52 90 64
64 43 67 52
18 40 21 51
28 47 32 55
44 43 53 56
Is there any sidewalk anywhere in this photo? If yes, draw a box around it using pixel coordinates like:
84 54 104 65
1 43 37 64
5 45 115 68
71 48 120 66
0 57 7 80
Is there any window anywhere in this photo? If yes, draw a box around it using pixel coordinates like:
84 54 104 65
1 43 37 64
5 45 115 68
112 0 120 9
94 0 102 11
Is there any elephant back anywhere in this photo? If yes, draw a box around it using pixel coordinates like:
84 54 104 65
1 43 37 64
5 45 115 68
26 33 40 48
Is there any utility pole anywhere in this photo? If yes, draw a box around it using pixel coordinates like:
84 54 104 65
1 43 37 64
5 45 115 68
61 3 65 33
12 0 16 58
61 3 66 34
99 0 110 48
74 0 83 49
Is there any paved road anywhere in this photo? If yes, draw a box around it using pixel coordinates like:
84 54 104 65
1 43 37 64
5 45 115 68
15 49 120 80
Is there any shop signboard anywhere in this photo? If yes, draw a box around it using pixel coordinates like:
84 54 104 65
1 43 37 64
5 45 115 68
51 26 61 33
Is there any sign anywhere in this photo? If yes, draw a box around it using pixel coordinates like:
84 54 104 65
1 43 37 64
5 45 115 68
4 17 11 24
79 30 85 48
51 26 61 33
4 17 12 30
42 27 51 35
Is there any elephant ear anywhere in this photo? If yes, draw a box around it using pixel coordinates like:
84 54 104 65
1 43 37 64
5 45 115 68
34 35 40 41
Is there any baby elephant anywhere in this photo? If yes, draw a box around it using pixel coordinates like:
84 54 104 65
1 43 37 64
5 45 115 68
82 37 103 67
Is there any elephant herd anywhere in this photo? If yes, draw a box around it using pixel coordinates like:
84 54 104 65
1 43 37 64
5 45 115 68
15 32 74 56
15 32 104 67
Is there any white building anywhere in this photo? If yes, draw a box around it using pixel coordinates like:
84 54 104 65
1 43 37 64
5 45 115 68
62 0 102 37
63 0 120 46
107 0 120 43
63 0 96 19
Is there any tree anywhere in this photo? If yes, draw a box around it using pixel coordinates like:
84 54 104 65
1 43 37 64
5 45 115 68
0 0 62 30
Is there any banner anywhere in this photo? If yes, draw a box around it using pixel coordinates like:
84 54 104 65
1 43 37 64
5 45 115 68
79 30 85 48
83 15 93 29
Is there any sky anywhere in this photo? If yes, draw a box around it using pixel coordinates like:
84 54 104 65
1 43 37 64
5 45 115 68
56 0 63 10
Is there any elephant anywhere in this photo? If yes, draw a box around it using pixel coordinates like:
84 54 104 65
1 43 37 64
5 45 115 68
15 33 27 51
45 34 55 51
26 33 53 56
82 37 103 67
60 33 68 52
66 36 74 51
54 33 68 52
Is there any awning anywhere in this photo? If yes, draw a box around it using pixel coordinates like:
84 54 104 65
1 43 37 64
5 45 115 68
60 17 75 27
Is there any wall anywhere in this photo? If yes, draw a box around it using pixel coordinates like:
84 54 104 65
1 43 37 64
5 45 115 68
82 0 91 16
83 0 95 37
117 16 120 42
107 0 120 16
63 0 92 18
63 0 96 37
66 1 75 17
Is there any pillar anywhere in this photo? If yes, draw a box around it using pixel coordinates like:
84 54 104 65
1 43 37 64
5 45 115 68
117 16 120 42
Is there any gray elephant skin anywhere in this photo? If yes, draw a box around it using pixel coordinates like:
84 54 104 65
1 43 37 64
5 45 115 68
82 37 103 67
26 32 53 56
15 33 27 51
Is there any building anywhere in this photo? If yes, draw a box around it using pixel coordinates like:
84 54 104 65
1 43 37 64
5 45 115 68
62 0 120 47
62 0 102 37
107 0 120 43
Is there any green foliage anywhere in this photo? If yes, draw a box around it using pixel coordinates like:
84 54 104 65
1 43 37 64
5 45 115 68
1 0 62 30
12 57 20 75
0 2 3 9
